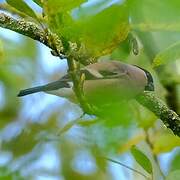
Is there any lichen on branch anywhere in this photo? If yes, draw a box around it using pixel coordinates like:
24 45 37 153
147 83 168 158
136 92 180 136
0 12 63 52
0 13 94 65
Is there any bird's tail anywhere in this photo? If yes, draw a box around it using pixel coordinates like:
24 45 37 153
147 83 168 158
18 80 71 97
17 86 44 97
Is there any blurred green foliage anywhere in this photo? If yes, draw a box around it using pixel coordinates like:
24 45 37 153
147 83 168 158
6 0 38 19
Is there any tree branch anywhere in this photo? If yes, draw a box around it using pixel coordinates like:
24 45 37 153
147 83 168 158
0 12 60 51
0 12 95 113
0 12 179 136
136 92 180 136
0 12 94 65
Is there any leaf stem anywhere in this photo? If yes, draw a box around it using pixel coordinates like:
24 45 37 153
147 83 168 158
104 157 150 180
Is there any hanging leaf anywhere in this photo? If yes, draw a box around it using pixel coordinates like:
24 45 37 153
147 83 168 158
0 40 4 62
131 146 153 174
153 41 180 67
32 0 43 7
6 0 38 19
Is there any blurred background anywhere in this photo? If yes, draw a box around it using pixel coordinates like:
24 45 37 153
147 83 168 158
0 0 180 180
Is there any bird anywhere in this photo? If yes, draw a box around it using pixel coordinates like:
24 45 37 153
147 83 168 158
17 61 154 106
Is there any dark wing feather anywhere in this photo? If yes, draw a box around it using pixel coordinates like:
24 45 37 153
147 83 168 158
98 70 119 77
80 69 120 80
18 80 70 97
61 69 102 81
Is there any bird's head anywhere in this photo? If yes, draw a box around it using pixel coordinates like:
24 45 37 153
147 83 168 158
134 65 154 91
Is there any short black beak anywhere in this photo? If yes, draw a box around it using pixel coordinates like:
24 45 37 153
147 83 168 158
145 82 154 91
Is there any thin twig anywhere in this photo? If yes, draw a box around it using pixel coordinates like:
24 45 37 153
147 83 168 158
104 157 150 180
144 131 165 179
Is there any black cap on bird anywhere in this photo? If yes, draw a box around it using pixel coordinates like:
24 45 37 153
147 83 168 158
18 61 154 105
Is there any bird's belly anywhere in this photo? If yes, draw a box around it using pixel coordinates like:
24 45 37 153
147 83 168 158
83 79 140 106
46 88 76 102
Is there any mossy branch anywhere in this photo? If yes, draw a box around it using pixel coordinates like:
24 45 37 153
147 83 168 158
0 12 94 65
0 12 179 136
0 13 64 54
136 92 180 136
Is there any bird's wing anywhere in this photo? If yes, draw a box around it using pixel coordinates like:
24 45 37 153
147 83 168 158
82 61 131 80
81 67 127 80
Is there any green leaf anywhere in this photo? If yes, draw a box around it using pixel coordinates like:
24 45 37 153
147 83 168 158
0 40 4 62
6 0 38 19
44 0 129 57
170 152 180 172
131 146 153 174
57 119 81 135
77 119 98 126
153 41 180 67
166 170 180 180
32 0 43 7
44 0 86 13
128 0 180 32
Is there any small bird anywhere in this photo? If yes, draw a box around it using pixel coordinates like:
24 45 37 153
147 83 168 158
18 61 154 106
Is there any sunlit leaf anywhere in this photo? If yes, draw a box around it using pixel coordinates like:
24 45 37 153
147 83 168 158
118 134 145 153
6 0 38 19
44 0 129 57
166 170 180 180
153 133 180 154
153 41 180 67
131 146 153 174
